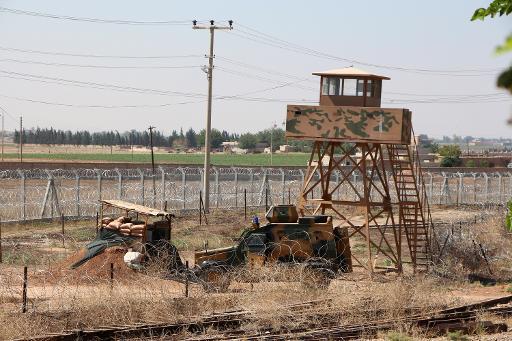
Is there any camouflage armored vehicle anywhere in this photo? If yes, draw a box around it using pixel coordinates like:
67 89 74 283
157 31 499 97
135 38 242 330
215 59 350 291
194 205 352 291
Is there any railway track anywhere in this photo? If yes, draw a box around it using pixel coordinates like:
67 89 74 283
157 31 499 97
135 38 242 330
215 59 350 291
15 296 512 341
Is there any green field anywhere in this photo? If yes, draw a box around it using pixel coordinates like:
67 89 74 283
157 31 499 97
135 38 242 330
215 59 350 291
3 152 310 167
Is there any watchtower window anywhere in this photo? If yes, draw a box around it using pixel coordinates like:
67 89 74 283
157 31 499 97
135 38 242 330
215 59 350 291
322 77 340 95
343 79 357 96
356 79 365 96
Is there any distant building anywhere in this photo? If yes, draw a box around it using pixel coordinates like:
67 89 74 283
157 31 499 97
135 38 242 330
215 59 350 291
221 141 239 153
278 145 296 153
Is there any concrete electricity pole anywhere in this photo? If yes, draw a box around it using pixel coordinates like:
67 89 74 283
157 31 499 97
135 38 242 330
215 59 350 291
193 19 233 212
148 126 156 203
1 113 4 162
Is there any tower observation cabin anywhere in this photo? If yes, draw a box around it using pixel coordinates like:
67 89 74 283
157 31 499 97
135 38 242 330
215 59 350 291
315 66 389 108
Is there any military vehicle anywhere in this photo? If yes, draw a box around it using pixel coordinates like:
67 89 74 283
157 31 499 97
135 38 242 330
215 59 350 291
193 204 352 291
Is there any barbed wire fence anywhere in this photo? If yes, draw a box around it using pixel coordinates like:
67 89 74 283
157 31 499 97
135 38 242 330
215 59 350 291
0 167 511 223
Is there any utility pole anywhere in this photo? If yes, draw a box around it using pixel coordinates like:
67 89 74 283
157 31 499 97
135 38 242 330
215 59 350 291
1 113 4 162
19 116 23 163
193 19 233 212
148 126 156 204
270 122 277 166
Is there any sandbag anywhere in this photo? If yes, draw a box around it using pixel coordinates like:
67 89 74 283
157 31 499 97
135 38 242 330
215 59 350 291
116 216 131 223
104 225 119 231
119 228 131 234
120 223 133 229
131 232 144 237
108 221 122 229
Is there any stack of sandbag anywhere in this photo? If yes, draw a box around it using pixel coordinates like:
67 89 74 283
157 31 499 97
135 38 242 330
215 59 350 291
130 224 145 238
103 216 130 231
119 222 132 236
101 216 146 238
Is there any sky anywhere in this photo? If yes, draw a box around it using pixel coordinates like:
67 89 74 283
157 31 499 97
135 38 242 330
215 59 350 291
0 0 510 138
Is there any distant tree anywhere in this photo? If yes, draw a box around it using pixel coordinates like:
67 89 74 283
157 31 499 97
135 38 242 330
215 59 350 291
439 145 462 167
429 142 439 154
440 156 462 167
465 160 476 167
185 128 197 148
239 133 257 149
438 145 462 158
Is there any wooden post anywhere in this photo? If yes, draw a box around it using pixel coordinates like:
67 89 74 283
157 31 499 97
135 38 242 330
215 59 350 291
265 187 269 211
199 191 202 225
0 219 2 263
22 266 27 313
96 211 99 233
288 188 291 204
244 188 247 220
185 260 189 297
110 263 114 290
61 213 65 248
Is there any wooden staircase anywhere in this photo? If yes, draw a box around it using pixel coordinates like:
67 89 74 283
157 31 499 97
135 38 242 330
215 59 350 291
387 143 431 271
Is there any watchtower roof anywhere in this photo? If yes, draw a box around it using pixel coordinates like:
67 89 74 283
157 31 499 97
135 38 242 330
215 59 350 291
312 66 390 80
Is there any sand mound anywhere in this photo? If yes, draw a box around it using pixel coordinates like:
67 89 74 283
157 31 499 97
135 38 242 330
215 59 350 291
43 247 141 284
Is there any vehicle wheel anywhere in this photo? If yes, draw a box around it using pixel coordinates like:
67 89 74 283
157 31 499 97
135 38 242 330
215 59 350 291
198 264 231 293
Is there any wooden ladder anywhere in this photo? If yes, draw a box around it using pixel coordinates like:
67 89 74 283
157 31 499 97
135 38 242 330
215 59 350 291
387 144 430 271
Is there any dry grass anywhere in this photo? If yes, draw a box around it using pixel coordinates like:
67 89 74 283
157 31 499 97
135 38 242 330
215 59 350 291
1 207 512 340
432 209 512 281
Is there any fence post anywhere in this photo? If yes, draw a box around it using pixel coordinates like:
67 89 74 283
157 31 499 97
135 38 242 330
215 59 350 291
74 171 81 217
22 266 27 313
497 172 503 204
17 170 26 222
115 168 122 200
180 168 186 210
249 169 254 207
472 173 477 204
244 188 247 220
281 169 286 205
160 167 166 210
0 219 2 263
265 187 269 211
138 169 145 206
234 168 238 208
427 172 433 202
95 169 102 211
456 172 463 206
215 168 220 209
483 172 489 203
508 172 512 198
61 213 65 248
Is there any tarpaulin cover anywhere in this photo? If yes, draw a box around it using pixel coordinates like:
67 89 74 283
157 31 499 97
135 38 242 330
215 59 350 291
71 228 135 269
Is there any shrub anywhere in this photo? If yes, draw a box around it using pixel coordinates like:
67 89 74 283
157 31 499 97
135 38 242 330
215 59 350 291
506 199 512 231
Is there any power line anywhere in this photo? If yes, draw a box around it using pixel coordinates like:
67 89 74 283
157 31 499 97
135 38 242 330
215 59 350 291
0 57 203 70
0 6 192 25
0 45 203 59
0 69 207 98
230 23 502 76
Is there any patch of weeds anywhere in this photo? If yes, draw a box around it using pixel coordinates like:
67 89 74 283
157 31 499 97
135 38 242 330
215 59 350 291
447 330 469 341
65 227 96 241
506 283 512 293
386 331 411 341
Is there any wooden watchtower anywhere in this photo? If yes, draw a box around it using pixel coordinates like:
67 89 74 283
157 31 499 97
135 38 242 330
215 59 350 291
286 67 433 273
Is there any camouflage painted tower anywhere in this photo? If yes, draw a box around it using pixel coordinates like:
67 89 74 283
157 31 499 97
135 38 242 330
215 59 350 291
286 67 432 273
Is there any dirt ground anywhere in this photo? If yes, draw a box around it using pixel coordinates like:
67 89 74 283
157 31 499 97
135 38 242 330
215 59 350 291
1 205 511 340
